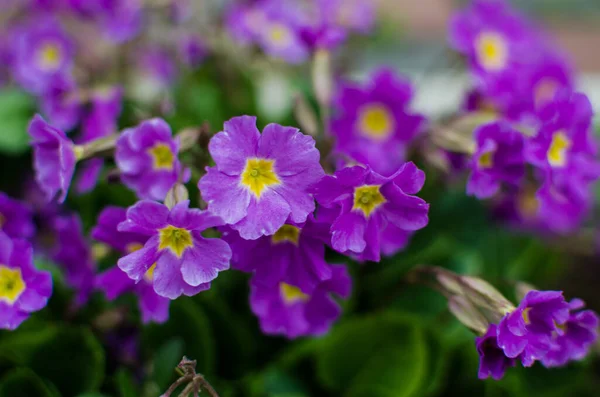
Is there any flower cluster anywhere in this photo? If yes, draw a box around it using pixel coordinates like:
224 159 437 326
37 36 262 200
476 290 598 380
225 0 375 63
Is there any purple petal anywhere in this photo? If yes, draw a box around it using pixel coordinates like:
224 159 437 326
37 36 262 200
330 211 367 254
180 235 231 286
117 235 160 282
209 116 260 175
232 190 291 240
199 166 250 225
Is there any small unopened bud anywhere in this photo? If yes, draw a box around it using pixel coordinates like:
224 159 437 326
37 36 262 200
461 276 515 314
312 49 332 107
165 183 189 209
294 94 319 136
448 295 489 335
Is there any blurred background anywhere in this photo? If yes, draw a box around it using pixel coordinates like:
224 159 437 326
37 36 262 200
0 1 600 397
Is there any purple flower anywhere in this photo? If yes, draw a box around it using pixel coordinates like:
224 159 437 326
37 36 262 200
92 206 169 323
96 267 169 324
138 46 177 87
449 0 539 78
28 114 80 203
331 68 426 176
476 324 516 380
467 121 525 199
250 264 351 338
0 192 35 240
256 7 309 64
39 74 82 132
199 116 324 240
225 3 267 45
313 163 429 261
75 86 122 193
116 200 231 299
222 215 331 293
12 18 74 94
178 34 208 69
50 214 96 305
98 0 143 43
497 290 570 366
115 118 182 201
0 231 52 330
541 299 599 368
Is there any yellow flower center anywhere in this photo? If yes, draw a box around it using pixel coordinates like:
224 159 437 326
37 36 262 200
547 132 570 167
158 225 193 257
148 143 175 171
478 150 494 169
357 104 395 141
271 225 301 245
240 158 281 198
280 282 309 305
91 243 111 261
38 42 62 71
475 32 508 71
268 23 291 47
353 185 386 217
0 265 26 305
144 263 157 282
522 307 531 324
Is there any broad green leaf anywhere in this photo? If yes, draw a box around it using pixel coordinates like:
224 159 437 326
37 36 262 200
0 368 57 397
0 89 34 154
152 338 184 390
114 367 138 397
317 313 429 397
29 327 105 396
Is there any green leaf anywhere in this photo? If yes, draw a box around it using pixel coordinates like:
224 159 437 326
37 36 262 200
152 338 184 391
0 89 34 155
114 368 138 397
0 368 58 397
29 327 105 396
316 313 429 397
143 298 215 381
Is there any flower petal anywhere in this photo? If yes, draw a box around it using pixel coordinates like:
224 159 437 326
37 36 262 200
199 166 250 225
209 116 260 175
180 235 231 286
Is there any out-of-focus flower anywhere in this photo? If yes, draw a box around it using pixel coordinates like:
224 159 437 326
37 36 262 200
250 264 351 338
0 192 35 240
476 324 516 380
222 215 331 293
28 114 80 203
178 34 208 69
97 0 143 43
75 86 122 193
313 163 429 261
331 68 426 176
93 206 169 324
12 18 74 94
541 299 599 367
50 214 96 305
497 290 569 366
0 231 52 330
467 121 525 199
117 200 231 299
115 118 181 201
39 74 82 132
199 116 324 240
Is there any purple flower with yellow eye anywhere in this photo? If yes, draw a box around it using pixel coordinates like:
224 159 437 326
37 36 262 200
257 6 308 64
526 91 596 175
13 19 74 94
222 215 331 293
0 232 52 330
117 200 231 300
97 0 143 43
199 116 324 240
250 264 351 339
75 86 123 193
541 299 599 368
497 290 570 367
313 163 429 261
28 114 81 203
0 192 35 240
331 68 426 176
225 3 267 45
449 0 537 78
476 324 516 380
115 118 182 201
93 206 169 324
467 121 525 199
